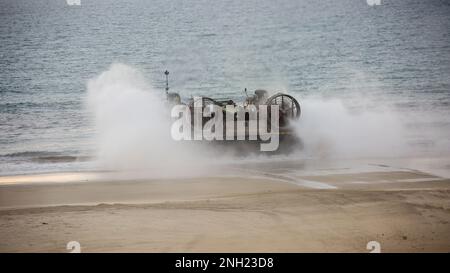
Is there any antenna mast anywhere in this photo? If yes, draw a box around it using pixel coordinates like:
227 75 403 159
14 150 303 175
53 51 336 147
164 70 169 95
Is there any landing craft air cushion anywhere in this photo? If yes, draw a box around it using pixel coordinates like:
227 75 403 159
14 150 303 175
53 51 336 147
165 70 302 153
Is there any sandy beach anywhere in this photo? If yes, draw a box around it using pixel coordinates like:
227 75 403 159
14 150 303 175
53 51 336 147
1 157 449 253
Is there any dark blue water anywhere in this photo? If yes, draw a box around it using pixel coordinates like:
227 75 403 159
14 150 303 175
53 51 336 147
1 0 450 174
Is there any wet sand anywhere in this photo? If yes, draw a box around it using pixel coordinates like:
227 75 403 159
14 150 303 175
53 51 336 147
1 158 450 252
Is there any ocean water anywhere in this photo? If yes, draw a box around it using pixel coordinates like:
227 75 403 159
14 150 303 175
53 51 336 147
1 0 450 175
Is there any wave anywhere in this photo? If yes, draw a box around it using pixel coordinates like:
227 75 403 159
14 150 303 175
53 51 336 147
1 151 91 163
1 151 62 158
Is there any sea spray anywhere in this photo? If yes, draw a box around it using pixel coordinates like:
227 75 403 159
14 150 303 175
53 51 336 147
292 97 408 159
86 63 217 175
291 96 450 159
86 64 450 176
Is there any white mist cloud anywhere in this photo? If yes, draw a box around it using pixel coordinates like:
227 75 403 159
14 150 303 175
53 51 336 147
293 97 409 159
86 64 450 175
86 63 218 175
